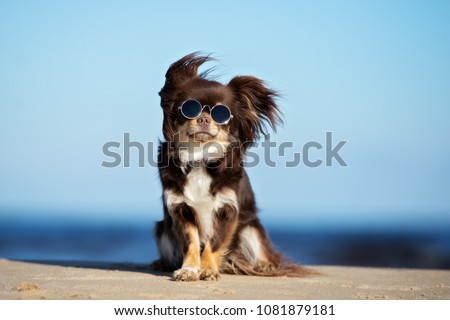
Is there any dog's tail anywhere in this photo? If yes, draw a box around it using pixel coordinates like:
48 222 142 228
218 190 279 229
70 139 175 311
220 251 319 277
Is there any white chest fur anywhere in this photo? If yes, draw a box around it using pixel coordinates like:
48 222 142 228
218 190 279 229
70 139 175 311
164 167 238 243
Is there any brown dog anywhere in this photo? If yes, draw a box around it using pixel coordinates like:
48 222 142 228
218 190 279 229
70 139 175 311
152 53 312 281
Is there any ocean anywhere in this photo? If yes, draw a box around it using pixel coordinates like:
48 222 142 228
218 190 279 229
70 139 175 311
0 213 449 269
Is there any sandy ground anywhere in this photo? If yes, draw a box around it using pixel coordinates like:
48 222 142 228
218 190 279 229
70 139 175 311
0 259 449 300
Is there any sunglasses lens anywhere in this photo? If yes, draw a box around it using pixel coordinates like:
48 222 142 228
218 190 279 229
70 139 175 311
181 100 202 118
211 105 232 124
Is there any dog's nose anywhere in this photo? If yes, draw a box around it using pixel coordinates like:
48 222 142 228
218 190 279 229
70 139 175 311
197 117 211 127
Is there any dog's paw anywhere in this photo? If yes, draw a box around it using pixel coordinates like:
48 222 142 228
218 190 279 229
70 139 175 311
200 268 220 281
172 267 200 282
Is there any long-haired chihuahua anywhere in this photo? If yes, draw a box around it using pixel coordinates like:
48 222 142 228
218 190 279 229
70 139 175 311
152 53 313 281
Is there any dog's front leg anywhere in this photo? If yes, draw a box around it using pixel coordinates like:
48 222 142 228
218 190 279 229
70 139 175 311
171 203 201 282
200 204 238 280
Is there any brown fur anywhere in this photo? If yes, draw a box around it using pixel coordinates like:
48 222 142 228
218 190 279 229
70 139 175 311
152 52 316 280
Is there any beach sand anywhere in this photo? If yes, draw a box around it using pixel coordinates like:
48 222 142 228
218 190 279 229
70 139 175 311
0 259 449 300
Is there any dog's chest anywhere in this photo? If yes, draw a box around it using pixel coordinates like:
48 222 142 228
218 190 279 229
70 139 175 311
164 166 238 242
183 167 239 242
183 167 216 240
183 167 215 206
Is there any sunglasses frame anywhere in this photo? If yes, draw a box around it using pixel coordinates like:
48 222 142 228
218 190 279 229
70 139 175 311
178 99 234 125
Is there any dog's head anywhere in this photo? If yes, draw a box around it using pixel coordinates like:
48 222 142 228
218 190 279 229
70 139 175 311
159 52 282 160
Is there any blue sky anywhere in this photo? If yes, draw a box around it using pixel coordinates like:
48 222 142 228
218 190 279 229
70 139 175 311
0 0 449 228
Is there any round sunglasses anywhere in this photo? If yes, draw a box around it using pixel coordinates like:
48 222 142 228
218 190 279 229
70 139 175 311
178 99 233 125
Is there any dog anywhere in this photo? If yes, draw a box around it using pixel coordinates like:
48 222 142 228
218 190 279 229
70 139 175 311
152 53 312 281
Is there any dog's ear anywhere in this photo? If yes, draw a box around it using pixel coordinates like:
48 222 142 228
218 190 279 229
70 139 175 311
228 76 282 143
159 52 213 111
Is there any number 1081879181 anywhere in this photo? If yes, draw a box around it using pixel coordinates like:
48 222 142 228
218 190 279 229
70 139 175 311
256 305 335 316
